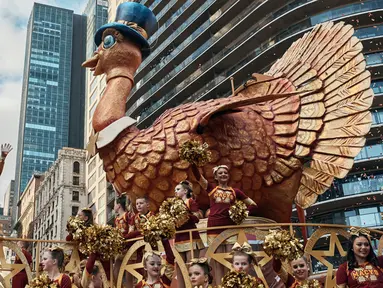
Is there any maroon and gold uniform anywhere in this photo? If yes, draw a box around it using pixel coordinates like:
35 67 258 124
52 274 72 288
205 183 249 244
175 198 204 252
336 257 383 288
12 248 32 288
115 211 134 238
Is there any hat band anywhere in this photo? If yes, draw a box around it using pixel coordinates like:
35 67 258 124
117 20 148 40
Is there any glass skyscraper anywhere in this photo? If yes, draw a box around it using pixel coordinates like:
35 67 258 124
83 0 110 225
85 0 108 59
15 3 86 196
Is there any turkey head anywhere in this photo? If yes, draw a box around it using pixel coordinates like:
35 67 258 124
83 28 142 133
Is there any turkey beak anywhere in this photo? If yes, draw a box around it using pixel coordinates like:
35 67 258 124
82 53 100 72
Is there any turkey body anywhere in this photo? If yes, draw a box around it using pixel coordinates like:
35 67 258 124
99 95 302 223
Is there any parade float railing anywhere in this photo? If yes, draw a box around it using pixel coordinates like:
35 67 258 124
1 220 383 288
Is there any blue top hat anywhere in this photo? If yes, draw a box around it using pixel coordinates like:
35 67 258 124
95 2 157 58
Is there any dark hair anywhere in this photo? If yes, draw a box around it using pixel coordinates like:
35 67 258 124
92 265 99 276
18 241 27 249
180 181 193 198
347 235 379 270
48 248 65 269
81 208 94 226
137 195 149 202
190 262 213 284
116 195 127 211
232 251 254 265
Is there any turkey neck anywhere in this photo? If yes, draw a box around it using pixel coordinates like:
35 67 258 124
92 76 133 132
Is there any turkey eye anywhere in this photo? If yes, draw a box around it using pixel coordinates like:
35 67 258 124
103 35 116 49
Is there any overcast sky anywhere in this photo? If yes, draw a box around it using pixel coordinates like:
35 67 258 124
0 0 88 206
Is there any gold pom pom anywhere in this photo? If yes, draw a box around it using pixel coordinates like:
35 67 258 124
221 271 265 288
229 200 249 225
179 140 211 167
296 279 321 288
141 213 176 247
159 197 190 228
79 224 124 260
66 216 86 241
26 273 58 288
263 229 304 262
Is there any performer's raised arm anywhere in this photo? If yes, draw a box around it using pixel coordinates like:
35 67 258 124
0 143 12 176
191 164 208 190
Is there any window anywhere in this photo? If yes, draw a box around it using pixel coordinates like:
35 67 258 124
88 172 96 188
73 161 80 174
90 203 97 215
98 164 104 177
98 179 105 192
73 176 80 185
88 158 96 172
98 194 105 210
88 188 95 204
72 191 79 202
72 206 79 216
98 210 105 225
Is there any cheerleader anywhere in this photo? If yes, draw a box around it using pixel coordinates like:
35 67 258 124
129 195 154 235
273 255 323 287
174 180 205 288
336 227 383 287
41 247 72 288
191 164 257 281
135 238 175 288
228 242 265 286
66 207 94 242
113 194 135 286
66 207 111 281
114 194 134 238
81 254 104 288
12 241 32 288
188 257 213 288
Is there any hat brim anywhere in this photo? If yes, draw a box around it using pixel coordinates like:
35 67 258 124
95 23 151 58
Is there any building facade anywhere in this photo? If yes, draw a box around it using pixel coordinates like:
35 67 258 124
3 180 15 217
102 0 383 271
15 3 86 201
33 148 87 250
0 215 12 237
16 174 44 239
84 0 114 226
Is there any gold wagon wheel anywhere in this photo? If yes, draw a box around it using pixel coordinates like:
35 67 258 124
305 227 350 288
0 241 33 288
0 274 6 288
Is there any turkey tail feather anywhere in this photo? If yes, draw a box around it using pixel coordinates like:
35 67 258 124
266 21 372 209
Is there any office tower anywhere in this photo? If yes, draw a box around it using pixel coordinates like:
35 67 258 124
83 0 111 224
15 3 86 200
3 180 15 217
